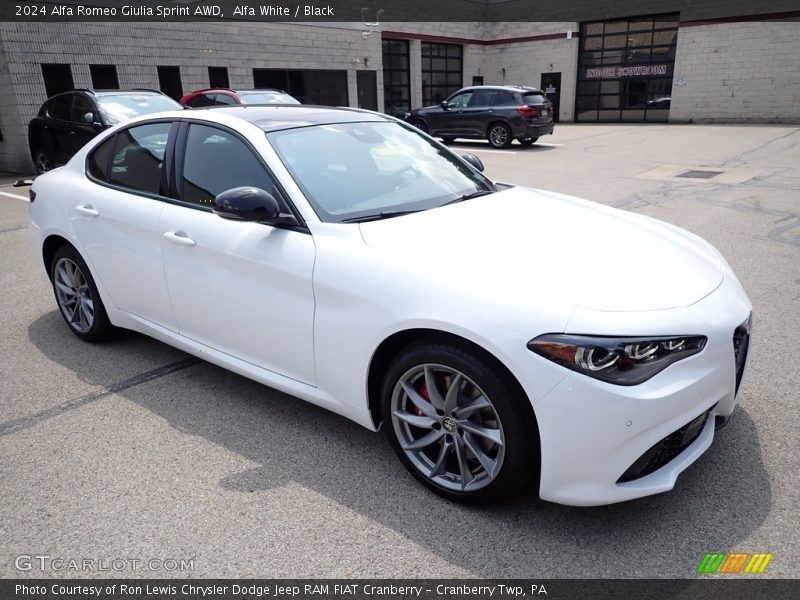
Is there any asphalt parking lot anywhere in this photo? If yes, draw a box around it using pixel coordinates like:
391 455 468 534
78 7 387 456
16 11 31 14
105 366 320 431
1 123 798 579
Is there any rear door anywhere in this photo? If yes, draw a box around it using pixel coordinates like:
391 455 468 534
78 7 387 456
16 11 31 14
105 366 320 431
70 120 179 331
462 89 497 135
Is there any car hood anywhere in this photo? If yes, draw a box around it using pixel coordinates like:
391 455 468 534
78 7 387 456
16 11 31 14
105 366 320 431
357 186 724 313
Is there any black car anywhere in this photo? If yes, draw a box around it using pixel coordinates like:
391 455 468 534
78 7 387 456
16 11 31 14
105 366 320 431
405 85 555 148
28 89 181 174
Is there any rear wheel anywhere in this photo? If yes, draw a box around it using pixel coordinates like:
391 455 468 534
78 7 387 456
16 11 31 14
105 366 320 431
33 149 53 175
519 137 539 146
487 123 512 149
381 343 538 503
50 245 118 342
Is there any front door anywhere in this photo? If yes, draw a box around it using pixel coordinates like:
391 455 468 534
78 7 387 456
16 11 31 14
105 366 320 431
160 122 316 384
540 73 561 123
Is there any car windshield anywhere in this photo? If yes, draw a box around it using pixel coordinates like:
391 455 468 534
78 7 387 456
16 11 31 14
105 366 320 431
267 121 494 222
96 94 181 125
238 91 300 105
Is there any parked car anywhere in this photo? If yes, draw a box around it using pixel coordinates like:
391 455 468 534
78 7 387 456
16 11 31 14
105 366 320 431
28 89 181 174
404 85 555 148
180 87 300 108
29 105 751 505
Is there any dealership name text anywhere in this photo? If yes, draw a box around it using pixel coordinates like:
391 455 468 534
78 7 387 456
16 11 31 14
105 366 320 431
16 583 548 597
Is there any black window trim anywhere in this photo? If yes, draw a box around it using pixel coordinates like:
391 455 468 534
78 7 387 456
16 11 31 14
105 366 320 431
46 92 75 123
173 119 309 233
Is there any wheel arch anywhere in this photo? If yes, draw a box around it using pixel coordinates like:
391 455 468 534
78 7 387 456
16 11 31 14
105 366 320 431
367 328 539 434
42 234 75 280
484 119 513 137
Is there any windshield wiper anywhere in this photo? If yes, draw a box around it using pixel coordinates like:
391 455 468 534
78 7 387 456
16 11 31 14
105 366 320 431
440 189 495 207
339 209 424 223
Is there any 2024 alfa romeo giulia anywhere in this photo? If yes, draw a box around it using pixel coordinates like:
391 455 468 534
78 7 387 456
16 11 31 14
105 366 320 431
28 105 752 505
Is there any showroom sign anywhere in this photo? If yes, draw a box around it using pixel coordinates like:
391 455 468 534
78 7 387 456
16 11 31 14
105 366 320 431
584 64 669 79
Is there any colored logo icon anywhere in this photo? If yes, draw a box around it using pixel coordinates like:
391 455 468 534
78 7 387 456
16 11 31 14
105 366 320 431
696 552 773 574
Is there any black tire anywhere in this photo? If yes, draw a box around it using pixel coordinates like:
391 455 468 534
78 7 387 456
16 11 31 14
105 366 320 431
380 342 539 504
519 137 539 146
487 122 513 149
441 137 456 144
33 148 54 175
409 119 429 134
50 245 119 342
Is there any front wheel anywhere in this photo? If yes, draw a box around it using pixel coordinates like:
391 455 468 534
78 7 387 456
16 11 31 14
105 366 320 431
50 245 119 342
487 123 513 149
381 343 539 503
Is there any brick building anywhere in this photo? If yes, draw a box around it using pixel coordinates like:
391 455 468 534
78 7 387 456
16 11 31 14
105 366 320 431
0 0 799 172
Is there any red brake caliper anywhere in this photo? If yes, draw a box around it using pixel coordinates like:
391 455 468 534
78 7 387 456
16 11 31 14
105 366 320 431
414 384 430 416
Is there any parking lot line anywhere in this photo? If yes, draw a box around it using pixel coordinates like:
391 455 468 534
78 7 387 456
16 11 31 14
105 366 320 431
0 190 29 202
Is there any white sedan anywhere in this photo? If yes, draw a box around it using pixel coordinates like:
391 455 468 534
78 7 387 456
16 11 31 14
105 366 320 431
28 106 752 505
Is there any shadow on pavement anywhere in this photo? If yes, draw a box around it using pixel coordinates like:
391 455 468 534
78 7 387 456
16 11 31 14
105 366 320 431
27 311 771 577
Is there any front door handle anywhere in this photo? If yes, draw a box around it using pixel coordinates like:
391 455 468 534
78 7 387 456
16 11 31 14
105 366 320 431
163 231 196 247
75 204 99 217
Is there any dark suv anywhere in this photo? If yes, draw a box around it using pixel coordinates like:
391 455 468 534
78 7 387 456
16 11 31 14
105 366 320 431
28 89 180 174
405 85 555 148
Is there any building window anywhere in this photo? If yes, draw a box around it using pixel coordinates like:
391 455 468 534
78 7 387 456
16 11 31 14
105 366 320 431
89 64 119 90
208 67 229 88
157 66 183 100
252 69 347 106
382 39 410 116
421 42 463 106
576 13 679 123
41 64 74 98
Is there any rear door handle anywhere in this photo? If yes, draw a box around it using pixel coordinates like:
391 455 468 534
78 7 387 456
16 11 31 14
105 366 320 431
75 204 99 217
163 231 196 247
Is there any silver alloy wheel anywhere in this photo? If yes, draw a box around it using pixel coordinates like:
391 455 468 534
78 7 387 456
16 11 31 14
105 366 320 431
35 151 52 175
391 363 506 492
489 125 509 147
54 257 94 333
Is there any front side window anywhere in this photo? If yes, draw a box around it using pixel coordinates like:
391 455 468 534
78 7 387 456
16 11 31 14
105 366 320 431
187 94 215 108
267 121 492 222
106 122 171 196
447 92 472 109
71 94 96 124
48 94 72 121
181 124 280 207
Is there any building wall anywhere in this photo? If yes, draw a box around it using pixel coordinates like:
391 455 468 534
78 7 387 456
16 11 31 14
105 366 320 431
670 21 800 123
0 20 382 172
481 22 578 123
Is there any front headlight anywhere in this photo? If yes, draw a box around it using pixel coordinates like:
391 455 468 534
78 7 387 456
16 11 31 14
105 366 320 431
527 334 706 385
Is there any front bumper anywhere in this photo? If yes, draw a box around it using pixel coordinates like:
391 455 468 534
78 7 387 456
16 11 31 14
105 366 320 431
527 274 752 506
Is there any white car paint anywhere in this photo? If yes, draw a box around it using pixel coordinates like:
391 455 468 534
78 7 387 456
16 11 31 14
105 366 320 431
28 108 752 506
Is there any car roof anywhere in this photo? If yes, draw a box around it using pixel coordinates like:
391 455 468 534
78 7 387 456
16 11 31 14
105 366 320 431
459 85 544 93
186 105 392 132
190 88 290 95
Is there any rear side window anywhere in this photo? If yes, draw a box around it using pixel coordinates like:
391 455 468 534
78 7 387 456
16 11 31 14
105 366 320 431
493 91 517 105
106 122 171 196
48 94 72 121
212 93 237 105
88 135 116 181
180 124 280 207
468 89 496 107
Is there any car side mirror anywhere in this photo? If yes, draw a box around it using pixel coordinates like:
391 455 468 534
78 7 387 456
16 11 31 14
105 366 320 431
213 186 288 224
440 101 450 110
83 112 95 124
461 154 484 172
